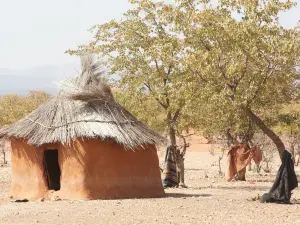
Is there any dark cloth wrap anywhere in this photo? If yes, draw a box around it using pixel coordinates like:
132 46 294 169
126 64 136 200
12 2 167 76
260 150 298 204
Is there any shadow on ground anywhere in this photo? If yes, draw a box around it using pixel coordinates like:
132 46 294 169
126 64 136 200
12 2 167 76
186 168 205 171
166 193 212 198
189 185 271 191
244 179 275 183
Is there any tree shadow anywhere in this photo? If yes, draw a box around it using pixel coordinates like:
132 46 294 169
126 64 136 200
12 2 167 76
245 179 275 183
214 185 270 191
186 168 205 171
291 199 300 205
244 174 300 183
165 193 212 198
190 185 270 191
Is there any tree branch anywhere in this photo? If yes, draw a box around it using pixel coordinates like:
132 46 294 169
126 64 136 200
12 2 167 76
154 59 161 75
173 109 181 122
225 127 235 146
248 64 276 105
176 130 194 157
234 55 249 86
164 63 173 86
200 39 212 51
241 105 285 158
143 82 168 109
215 55 236 101
189 68 208 83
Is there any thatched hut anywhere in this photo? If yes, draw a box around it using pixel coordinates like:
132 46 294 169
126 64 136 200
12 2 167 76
0 56 165 200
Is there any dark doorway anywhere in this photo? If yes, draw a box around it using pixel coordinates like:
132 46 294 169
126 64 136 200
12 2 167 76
44 150 61 191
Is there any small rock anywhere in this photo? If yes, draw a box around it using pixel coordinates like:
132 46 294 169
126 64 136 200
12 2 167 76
38 198 45 202
51 196 61 201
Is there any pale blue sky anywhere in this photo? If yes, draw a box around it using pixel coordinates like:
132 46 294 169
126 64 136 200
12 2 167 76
0 0 299 70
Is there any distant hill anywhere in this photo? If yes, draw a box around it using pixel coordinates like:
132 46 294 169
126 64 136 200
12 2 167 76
0 62 80 96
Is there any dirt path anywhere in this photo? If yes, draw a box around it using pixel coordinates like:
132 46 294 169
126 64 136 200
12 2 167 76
0 151 299 225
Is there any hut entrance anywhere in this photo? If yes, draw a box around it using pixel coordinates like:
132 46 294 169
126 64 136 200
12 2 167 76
44 150 61 191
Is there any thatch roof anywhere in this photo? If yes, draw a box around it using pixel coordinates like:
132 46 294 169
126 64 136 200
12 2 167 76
0 56 166 149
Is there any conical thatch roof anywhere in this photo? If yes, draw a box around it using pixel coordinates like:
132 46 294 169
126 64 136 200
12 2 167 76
0 56 166 149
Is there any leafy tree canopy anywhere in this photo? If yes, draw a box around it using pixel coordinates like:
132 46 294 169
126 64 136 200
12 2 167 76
67 0 300 157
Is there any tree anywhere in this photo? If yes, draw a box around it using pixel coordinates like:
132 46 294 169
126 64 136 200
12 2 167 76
274 100 300 164
67 0 204 186
113 87 167 134
0 94 27 126
0 139 7 165
0 91 50 127
0 91 50 166
178 0 300 158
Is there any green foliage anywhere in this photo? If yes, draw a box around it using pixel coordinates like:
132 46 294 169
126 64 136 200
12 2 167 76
113 86 167 133
274 100 300 134
177 0 300 144
67 0 300 148
0 91 50 127
67 0 203 139
180 0 299 108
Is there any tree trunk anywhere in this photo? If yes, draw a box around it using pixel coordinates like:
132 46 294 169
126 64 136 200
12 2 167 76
176 154 186 187
296 155 300 166
241 105 285 158
218 150 225 175
166 112 177 162
2 150 7 164
0 141 6 165
290 145 296 165
236 167 246 181
248 163 252 171
169 126 177 147
225 127 234 146
167 114 186 188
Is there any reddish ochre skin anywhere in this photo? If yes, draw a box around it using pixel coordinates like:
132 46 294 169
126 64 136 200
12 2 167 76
10 138 165 200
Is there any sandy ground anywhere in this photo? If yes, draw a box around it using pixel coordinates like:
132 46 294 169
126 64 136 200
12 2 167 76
1 144 300 225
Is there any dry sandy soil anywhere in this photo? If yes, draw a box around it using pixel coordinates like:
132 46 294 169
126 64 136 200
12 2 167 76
0 139 300 225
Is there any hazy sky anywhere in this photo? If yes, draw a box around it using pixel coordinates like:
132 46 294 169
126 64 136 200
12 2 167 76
0 0 299 70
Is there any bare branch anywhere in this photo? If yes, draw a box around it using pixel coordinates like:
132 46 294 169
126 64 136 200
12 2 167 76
176 130 193 157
